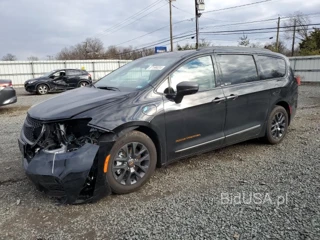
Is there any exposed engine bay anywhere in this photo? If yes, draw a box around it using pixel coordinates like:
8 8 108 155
24 118 102 158
20 116 114 204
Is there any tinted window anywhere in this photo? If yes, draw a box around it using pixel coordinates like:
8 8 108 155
67 70 81 76
217 55 258 85
52 70 65 77
256 56 286 80
170 56 215 92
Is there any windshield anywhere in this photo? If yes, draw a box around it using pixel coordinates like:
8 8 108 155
95 57 178 92
42 70 56 77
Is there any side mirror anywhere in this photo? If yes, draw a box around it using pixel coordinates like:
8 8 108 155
174 81 199 103
49 75 55 79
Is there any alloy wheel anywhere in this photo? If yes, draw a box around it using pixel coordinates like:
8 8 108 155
80 82 88 87
271 112 286 139
112 142 150 186
38 85 48 94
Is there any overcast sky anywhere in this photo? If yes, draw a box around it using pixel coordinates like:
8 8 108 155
1 0 320 60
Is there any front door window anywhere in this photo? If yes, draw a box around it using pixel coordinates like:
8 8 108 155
169 56 216 92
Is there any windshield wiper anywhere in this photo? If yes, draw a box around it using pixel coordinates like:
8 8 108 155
97 86 120 91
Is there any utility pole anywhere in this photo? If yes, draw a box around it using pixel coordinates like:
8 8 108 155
169 0 174 52
276 17 280 52
195 0 199 49
291 18 297 56
83 41 89 59
194 0 205 50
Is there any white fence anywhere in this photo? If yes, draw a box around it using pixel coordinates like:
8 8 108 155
289 55 320 83
0 59 131 86
1 56 319 86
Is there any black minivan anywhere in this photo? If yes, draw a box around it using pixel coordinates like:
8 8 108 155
19 47 299 203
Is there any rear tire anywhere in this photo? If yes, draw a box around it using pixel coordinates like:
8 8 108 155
106 131 157 194
264 106 288 144
78 81 88 87
36 84 49 95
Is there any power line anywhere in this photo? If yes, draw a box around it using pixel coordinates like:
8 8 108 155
115 19 192 47
108 9 320 56
96 0 162 35
95 0 165 37
125 22 320 53
200 23 320 34
98 3 167 38
203 0 275 13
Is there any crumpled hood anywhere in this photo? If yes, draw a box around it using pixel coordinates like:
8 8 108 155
28 87 130 121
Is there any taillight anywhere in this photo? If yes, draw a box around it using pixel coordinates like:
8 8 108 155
0 81 12 87
295 76 301 86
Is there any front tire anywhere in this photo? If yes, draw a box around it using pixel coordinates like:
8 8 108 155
264 106 289 144
106 131 157 194
36 84 49 95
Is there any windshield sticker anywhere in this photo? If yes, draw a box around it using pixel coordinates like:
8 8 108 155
136 85 143 89
146 66 165 71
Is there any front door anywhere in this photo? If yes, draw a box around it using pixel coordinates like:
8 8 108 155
215 54 270 145
161 55 226 160
50 70 68 90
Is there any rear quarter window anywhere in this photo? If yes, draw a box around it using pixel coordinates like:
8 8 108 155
67 70 82 76
256 55 286 80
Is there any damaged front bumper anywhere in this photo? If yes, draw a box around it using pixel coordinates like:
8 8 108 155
18 133 115 204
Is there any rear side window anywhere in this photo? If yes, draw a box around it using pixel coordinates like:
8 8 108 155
67 70 81 76
256 56 286 80
216 55 258 85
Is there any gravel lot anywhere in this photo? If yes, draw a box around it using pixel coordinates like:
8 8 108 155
0 86 319 240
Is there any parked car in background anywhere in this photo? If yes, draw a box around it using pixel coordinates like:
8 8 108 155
0 79 17 106
18 47 299 203
24 69 92 95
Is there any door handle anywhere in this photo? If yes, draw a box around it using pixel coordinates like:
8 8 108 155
226 94 238 100
212 97 225 104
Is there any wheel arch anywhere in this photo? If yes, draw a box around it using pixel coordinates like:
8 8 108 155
113 122 165 168
36 82 50 91
275 100 291 125
78 80 90 87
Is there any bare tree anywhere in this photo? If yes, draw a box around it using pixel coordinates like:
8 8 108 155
56 37 154 60
177 39 211 51
264 40 289 55
27 56 39 61
2 53 17 61
85 38 104 59
104 46 120 59
57 38 104 60
283 11 310 41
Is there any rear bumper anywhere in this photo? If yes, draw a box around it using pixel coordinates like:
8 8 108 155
0 87 17 106
18 137 115 204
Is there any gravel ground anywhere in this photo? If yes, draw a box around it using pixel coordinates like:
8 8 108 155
0 86 319 240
